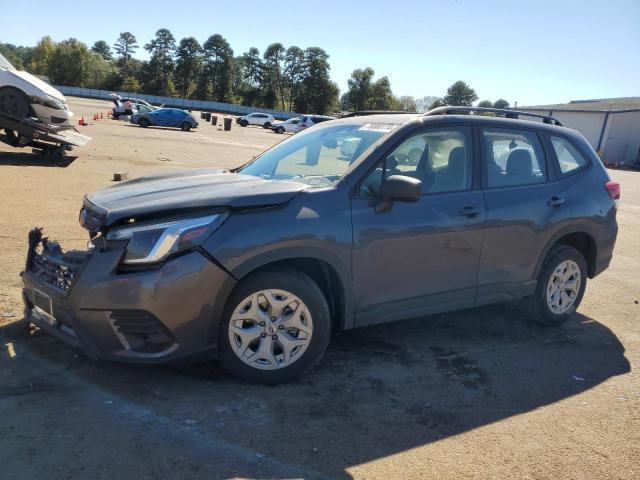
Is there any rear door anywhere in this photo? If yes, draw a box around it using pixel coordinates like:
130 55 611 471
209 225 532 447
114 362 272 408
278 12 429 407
351 124 486 326
477 125 572 304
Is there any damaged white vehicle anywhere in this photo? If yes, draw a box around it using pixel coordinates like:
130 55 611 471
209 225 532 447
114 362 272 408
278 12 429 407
0 53 74 128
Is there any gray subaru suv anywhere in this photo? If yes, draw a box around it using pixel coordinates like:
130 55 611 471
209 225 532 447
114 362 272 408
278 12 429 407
22 107 619 384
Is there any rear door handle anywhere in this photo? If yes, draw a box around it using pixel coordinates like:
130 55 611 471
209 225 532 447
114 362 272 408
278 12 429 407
459 205 483 217
547 196 566 207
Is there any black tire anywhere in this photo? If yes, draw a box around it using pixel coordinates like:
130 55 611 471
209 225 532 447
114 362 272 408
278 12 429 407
276 126 285 134
263 122 271 129
217 269 331 384
138 117 150 128
0 87 30 118
180 121 191 132
523 245 588 326
240 119 248 127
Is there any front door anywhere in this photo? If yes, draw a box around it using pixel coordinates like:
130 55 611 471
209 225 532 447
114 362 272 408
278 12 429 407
351 125 486 326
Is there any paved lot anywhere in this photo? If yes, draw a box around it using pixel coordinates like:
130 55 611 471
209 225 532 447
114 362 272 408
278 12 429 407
1 98 639 479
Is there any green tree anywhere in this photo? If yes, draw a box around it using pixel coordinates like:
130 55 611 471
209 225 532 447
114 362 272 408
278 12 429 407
347 67 375 111
0 43 32 69
493 98 510 109
477 100 493 108
114 32 138 84
174 37 202 98
394 95 417 111
47 38 93 86
294 47 338 115
145 28 176 96
235 47 263 106
91 40 112 61
29 36 56 75
443 80 478 106
86 52 116 88
202 34 234 103
368 76 394 110
263 43 286 109
283 46 304 111
428 98 446 109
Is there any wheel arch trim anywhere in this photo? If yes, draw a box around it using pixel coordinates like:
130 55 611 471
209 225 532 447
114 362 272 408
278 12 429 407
229 246 354 330
533 223 599 279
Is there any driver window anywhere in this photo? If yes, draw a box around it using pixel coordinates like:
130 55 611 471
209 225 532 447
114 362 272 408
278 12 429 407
360 127 473 196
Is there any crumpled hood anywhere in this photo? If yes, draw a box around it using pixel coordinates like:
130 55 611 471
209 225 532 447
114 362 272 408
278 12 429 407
83 168 307 229
9 70 67 101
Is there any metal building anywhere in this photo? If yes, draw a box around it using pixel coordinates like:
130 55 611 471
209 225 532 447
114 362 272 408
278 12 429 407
520 97 640 167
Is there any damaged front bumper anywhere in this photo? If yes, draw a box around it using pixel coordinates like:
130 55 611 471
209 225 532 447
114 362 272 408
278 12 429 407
21 228 236 363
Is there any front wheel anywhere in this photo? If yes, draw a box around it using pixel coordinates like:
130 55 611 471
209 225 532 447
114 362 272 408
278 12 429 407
524 245 587 326
0 87 30 118
137 117 150 128
276 126 285 134
218 270 331 384
240 119 248 127
180 121 191 131
263 122 271 129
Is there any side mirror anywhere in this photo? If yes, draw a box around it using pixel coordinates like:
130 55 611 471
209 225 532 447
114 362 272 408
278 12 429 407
376 175 422 212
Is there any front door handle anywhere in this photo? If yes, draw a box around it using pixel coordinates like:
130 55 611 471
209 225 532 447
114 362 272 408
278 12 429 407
547 196 566 207
459 205 483 217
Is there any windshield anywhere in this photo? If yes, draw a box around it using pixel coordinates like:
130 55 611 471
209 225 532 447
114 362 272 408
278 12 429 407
239 123 387 187
0 53 15 70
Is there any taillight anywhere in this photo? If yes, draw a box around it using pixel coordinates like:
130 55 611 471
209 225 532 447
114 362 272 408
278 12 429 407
605 181 620 200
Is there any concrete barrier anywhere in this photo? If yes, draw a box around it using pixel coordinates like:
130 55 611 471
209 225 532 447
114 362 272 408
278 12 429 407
55 86 300 120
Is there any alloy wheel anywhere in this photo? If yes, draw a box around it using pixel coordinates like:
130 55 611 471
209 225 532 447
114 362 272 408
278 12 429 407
546 259 581 314
228 289 313 370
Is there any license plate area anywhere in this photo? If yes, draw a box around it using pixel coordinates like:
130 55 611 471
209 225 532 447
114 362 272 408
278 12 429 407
32 288 56 326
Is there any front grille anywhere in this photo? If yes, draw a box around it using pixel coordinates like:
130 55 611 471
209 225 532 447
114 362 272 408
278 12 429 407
26 228 90 295
110 310 175 353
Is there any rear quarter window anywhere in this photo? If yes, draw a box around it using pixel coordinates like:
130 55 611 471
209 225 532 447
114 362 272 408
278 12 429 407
550 136 589 174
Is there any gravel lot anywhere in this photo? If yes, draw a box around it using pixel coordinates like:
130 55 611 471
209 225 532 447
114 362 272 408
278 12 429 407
1 97 638 479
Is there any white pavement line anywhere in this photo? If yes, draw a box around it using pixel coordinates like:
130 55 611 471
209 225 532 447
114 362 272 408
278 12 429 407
10 342 330 480
190 134 270 149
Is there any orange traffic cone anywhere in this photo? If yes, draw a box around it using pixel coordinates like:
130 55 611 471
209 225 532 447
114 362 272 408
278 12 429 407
79 116 85 126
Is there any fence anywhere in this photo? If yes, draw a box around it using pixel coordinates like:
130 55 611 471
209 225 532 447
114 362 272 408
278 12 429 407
55 86 300 120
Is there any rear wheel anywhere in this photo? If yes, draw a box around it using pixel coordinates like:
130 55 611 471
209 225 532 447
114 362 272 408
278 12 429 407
137 117 150 128
218 269 331 384
0 87 30 118
524 245 587 325
180 121 191 131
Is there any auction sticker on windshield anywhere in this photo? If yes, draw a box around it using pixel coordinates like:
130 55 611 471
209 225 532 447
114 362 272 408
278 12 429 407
358 123 399 133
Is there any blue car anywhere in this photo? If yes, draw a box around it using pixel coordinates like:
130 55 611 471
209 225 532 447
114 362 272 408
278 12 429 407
131 108 198 131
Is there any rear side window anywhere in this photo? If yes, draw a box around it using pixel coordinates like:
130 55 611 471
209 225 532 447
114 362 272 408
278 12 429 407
482 128 546 188
550 136 588 174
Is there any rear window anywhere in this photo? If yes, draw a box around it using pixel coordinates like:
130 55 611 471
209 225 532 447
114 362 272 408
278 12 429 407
482 127 547 188
550 136 588 174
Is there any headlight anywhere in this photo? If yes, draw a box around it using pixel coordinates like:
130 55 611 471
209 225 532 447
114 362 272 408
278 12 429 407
106 214 227 265
29 95 66 111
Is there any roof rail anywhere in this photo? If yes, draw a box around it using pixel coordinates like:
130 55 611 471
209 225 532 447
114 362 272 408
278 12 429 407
341 110 419 118
424 106 563 126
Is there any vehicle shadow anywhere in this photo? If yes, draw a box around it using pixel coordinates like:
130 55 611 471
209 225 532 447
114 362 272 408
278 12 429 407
0 151 77 167
2 304 630 479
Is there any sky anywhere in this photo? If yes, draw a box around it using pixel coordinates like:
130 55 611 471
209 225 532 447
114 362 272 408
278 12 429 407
1 0 638 106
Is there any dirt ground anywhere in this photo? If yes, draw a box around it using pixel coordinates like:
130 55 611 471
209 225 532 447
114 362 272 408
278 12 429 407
0 97 638 479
